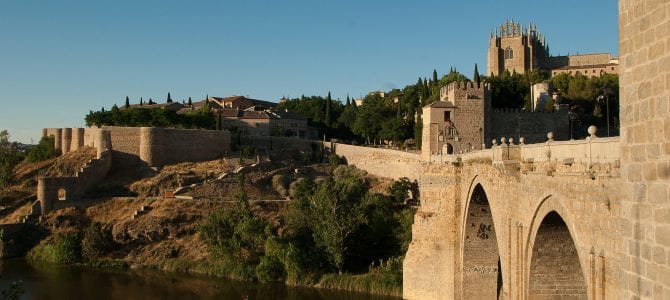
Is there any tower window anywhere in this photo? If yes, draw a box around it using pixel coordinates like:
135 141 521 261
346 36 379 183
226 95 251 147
444 111 451 122
504 47 514 60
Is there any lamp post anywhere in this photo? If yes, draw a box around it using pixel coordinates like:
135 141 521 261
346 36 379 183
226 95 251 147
602 84 615 137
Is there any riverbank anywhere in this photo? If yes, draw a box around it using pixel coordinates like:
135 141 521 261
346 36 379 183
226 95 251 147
1 258 401 300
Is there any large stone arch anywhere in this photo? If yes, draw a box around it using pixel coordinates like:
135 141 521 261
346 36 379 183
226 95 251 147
525 195 588 299
460 178 506 299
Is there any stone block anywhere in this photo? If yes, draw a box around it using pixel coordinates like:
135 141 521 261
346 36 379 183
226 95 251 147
655 225 670 247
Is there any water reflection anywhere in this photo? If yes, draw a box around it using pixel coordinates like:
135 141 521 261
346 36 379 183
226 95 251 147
0 260 400 300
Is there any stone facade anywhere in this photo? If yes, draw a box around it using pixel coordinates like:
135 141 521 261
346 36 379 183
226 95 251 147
618 0 670 298
488 20 550 75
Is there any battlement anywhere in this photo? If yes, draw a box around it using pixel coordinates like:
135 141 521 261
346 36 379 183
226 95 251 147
440 81 491 102
492 106 567 114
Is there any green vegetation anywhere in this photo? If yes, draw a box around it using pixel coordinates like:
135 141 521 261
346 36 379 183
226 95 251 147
81 222 114 261
198 164 415 296
24 136 58 163
0 131 25 188
28 233 82 265
85 106 214 129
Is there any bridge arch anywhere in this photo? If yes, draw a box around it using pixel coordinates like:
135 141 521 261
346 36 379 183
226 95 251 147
460 179 506 299
525 195 588 300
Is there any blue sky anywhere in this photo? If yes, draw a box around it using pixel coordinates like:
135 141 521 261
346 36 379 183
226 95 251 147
0 0 618 143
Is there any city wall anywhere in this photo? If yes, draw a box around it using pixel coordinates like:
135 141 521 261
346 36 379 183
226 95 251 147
44 126 231 168
326 143 422 181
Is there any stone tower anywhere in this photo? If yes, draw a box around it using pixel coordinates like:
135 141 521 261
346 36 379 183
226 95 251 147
487 19 550 76
421 81 491 160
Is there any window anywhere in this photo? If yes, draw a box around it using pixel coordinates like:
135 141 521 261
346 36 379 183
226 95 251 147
504 47 514 60
58 188 67 201
444 111 451 122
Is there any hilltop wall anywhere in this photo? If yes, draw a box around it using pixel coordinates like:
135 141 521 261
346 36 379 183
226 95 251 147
44 126 231 168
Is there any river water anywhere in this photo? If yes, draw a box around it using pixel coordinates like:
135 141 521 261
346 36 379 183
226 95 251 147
0 259 401 300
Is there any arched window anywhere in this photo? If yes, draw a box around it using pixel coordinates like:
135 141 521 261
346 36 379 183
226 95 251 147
504 47 514 60
58 188 67 201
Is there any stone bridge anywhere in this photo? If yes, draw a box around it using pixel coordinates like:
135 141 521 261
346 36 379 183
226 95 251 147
332 2 670 298
405 136 621 300
331 135 623 300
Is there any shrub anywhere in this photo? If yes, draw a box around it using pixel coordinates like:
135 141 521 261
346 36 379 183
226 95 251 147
271 174 289 197
255 255 286 282
28 233 81 264
81 222 113 261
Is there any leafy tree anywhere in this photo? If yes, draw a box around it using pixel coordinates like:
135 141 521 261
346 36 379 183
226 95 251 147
0 131 22 188
25 135 57 162
309 166 367 274
199 174 270 279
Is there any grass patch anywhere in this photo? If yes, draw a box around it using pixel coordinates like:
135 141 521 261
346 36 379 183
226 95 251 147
317 272 402 297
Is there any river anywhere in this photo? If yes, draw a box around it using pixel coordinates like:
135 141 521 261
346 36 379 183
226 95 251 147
0 259 401 300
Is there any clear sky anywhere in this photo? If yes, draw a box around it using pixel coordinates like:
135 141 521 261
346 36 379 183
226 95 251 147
0 0 618 144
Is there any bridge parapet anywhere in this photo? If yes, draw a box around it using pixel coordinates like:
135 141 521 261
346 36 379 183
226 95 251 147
427 136 620 165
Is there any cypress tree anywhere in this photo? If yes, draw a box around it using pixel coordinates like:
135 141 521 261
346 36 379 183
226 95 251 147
167 92 173 103
325 91 332 127
345 95 350 106
140 97 143 106
125 96 130 108
188 97 192 107
432 69 438 86
473 63 481 84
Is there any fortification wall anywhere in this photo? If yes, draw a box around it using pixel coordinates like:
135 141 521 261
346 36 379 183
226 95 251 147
327 143 421 181
239 135 317 152
490 108 569 144
44 126 232 168
37 149 112 214
160 128 231 166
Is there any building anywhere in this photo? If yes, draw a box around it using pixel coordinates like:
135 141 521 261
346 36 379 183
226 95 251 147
221 108 317 139
488 19 618 77
422 81 568 155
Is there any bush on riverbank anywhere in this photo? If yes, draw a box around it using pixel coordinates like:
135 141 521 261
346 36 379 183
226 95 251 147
28 233 81 264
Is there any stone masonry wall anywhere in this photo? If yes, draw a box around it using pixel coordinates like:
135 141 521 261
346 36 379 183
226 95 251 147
46 126 232 168
326 143 422 181
618 1 670 298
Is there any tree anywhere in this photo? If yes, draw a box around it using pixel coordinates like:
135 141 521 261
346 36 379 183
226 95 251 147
473 64 481 84
188 97 192 107
167 92 173 103
125 96 130 108
140 97 143 106
432 69 438 87
324 92 332 127
308 166 367 274
25 135 57 162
